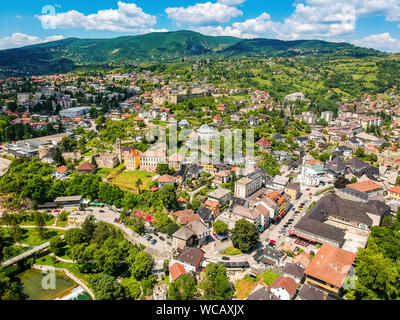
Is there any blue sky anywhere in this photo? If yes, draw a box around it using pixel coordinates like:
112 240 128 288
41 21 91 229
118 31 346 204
1 0 400 52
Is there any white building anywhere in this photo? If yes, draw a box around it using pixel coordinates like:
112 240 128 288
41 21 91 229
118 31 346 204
197 124 215 140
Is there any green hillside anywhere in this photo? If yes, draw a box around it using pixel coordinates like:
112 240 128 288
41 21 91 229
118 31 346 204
0 30 384 77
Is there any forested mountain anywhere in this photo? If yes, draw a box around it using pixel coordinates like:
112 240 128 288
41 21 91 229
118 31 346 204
0 30 384 77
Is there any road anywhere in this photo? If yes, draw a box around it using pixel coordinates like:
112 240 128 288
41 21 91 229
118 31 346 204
261 183 335 246
84 207 172 258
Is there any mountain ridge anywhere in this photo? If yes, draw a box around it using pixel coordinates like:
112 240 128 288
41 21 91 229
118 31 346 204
0 30 384 77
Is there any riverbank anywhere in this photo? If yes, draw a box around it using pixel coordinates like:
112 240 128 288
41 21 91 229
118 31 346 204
32 264 95 300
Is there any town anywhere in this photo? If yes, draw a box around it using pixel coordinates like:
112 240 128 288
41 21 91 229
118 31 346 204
0 56 399 302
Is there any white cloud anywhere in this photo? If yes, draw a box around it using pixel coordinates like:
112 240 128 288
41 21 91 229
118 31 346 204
0 33 65 50
165 2 243 27
16 15 23 19
217 0 246 5
189 0 400 41
194 13 273 38
35 1 157 33
352 33 400 52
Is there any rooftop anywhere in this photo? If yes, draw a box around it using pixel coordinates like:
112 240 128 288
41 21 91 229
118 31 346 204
305 244 355 288
347 180 383 193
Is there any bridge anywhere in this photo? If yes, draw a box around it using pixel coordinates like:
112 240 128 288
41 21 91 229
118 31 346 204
1 235 64 268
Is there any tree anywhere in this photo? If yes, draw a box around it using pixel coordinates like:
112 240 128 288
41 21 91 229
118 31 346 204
355 147 365 159
213 220 229 235
9 220 23 243
157 163 175 175
53 147 65 166
334 176 350 189
201 263 233 300
0 271 23 300
82 217 96 243
65 228 85 247
135 178 143 195
346 241 400 300
168 274 197 300
231 219 259 252
127 216 145 235
141 275 157 296
89 273 125 300
49 236 65 256
158 185 178 211
121 277 141 300
34 212 46 238
130 251 154 280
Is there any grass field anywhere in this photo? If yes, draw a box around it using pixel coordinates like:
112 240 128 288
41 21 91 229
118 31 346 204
17 228 65 246
221 246 242 256
111 170 156 194
234 275 263 300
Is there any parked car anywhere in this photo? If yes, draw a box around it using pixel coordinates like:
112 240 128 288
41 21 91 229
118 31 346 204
222 256 230 261
154 232 159 236
151 239 157 245
167 242 172 246
99 210 105 213
159 236 165 241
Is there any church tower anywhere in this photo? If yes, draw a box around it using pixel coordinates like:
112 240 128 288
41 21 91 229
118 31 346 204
116 138 122 164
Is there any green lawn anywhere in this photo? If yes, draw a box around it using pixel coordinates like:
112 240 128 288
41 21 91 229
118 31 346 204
16 217 55 227
111 170 156 194
56 218 69 228
221 246 243 256
263 270 279 285
18 228 65 246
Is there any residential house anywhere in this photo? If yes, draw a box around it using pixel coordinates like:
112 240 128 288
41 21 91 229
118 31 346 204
76 162 96 174
168 153 185 171
270 276 298 300
285 182 300 201
171 247 205 273
207 187 232 207
296 284 325 300
234 172 263 198
304 244 356 294
282 263 305 283
169 262 187 282
157 175 176 188
53 165 68 179
256 137 272 152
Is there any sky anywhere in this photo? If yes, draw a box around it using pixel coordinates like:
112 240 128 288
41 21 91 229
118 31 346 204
1 0 400 52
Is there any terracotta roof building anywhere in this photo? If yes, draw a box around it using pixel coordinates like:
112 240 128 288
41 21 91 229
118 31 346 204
304 244 356 294
169 262 187 282
270 276 297 300
76 162 96 174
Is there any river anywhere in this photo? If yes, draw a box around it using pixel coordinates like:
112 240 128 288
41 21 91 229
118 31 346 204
17 268 92 300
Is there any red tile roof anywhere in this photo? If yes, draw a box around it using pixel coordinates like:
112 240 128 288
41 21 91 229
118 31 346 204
271 276 297 295
77 162 96 172
179 214 201 225
305 244 356 288
169 263 187 282
56 165 68 174
347 180 383 193
388 186 400 194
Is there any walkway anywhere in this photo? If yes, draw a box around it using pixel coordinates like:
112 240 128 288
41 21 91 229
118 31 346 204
1 235 64 268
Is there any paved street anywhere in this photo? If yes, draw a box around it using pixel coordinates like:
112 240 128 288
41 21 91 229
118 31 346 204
260 182 335 250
